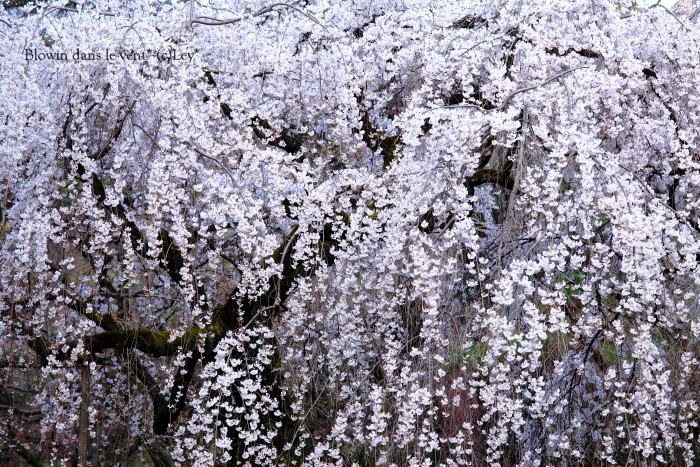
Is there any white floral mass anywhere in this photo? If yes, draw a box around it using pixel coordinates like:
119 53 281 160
1 0 700 465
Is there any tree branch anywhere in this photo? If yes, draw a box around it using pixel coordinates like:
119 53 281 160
84 327 201 358
498 66 587 110
187 3 325 30
439 66 588 112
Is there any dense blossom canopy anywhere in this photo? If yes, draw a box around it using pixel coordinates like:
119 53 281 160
1 0 700 465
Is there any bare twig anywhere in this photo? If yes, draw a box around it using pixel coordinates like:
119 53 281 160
191 146 237 186
44 6 115 17
497 66 587 110
589 152 700 238
187 2 326 31
649 1 691 32
690 7 700 21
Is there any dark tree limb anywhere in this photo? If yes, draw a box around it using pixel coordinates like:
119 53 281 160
9 442 48 467
468 168 515 190
545 47 601 59
84 327 201 358
251 117 303 154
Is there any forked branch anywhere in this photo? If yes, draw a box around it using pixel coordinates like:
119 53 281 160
187 2 325 30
